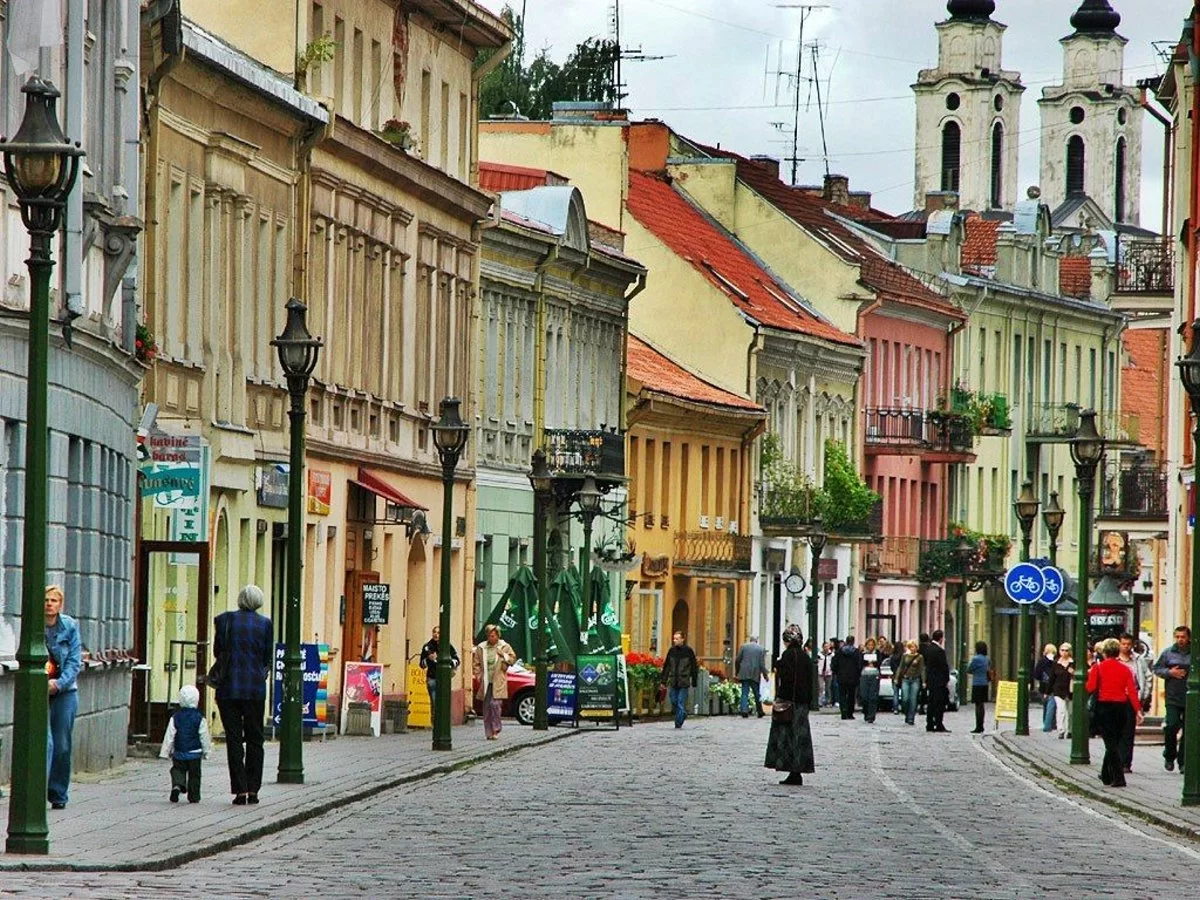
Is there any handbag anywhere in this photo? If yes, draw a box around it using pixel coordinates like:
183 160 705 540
205 615 229 689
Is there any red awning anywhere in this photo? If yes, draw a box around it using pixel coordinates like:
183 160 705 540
350 468 427 510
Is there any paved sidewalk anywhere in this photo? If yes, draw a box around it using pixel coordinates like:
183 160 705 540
0 722 575 872
987 725 1200 840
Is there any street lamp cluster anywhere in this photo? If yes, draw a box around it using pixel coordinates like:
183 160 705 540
1069 410 1105 766
807 519 827 711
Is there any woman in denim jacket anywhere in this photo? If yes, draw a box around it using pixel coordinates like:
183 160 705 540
45 584 83 809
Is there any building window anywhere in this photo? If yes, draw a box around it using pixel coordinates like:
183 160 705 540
941 121 961 193
990 122 1003 208
1066 136 1085 195
1069 106 1085 125
1114 137 1126 222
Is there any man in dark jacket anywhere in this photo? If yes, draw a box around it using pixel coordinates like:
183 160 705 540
661 631 699 729
1154 625 1191 772
835 636 863 720
419 625 460 714
924 629 951 733
735 635 770 718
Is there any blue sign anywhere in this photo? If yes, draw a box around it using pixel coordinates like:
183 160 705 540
1039 566 1066 606
272 642 322 727
548 672 576 719
1004 562 1046 605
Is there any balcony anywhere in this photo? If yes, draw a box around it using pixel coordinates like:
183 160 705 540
674 530 753 576
1025 402 1080 442
543 429 624 484
828 497 884 544
1116 238 1175 295
1096 410 1140 447
923 415 978 463
862 536 921 579
917 534 1009 584
1099 464 1168 520
949 387 1012 435
863 408 926 455
759 485 820 537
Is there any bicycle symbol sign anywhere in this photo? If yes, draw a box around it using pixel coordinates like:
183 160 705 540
1004 562 1046 605
1039 566 1066 606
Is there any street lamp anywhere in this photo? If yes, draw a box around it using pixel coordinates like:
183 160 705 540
807 519 827 711
1042 491 1065 645
3 76 83 856
528 449 553 731
1013 481 1041 736
271 298 321 785
431 397 468 751
954 536 975 707
1176 321 1200 802
1069 409 1105 765
574 475 602 626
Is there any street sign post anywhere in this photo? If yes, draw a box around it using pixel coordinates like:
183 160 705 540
1004 562 1046 605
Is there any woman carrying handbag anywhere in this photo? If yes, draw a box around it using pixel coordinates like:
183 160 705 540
764 625 816 786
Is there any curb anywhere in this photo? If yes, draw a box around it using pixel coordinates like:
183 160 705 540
0 728 579 874
986 735 1200 845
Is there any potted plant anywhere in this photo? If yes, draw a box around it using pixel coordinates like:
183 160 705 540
379 118 416 152
135 323 158 364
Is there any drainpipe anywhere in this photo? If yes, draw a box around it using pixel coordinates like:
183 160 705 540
619 271 647 434
63 0 85 331
470 40 513 188
531 244 560 449
118 0 139 351
1139 85 1174 238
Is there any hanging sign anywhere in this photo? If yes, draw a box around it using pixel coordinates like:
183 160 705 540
362 583 391 625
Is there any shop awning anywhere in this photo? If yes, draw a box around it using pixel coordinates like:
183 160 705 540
995 600 1077 617
350 468 427 510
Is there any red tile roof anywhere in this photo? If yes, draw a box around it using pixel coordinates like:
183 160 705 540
962 215 1000 275
625 170 860 346
628 335 764 412
479 161 568 192
1059 256 1092 299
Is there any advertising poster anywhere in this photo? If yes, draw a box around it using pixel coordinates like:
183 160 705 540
342 661 384 736
407 662 432 728
272 643 326 728
994 680 1018 724
548 672 576 719
575 653 619 726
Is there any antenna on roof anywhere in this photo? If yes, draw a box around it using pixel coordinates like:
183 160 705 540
808 42 838 178
610 0 671 105
771 3 830 184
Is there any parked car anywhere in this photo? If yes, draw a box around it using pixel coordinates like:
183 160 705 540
472 663 575 726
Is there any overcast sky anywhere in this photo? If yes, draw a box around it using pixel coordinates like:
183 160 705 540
477 0 1182 225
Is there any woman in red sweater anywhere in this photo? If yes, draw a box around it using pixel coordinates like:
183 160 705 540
1086 638 1144 787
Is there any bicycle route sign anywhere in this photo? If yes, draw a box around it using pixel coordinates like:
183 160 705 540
1004 562 1046 605
1038 566 1066 606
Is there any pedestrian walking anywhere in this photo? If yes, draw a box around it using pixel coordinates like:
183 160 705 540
1033 643 1058 732
473 624 516 740
817 642 835 707
924 630 951 733
735 635 770 718
859 638 882 723
661 631 699 729
44 585 82 810
1087 639 1143 788
1153 625 1191 772
1117 632 1150 772
966 641 994 734
159 684 213 803
1049 643 1074 738
213 584 273 806
829 638 843 709
835 636 863 720
419 625 460 713
895 640 925 726
886 639 904 715
764 625 815 786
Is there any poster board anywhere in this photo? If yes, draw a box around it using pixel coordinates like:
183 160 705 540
407 662 432 728
548 672 576 719
342 661 384 736
271 643 328 728
994 680 1018 727
575 653 620 729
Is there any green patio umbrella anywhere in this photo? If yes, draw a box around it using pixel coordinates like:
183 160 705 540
584 566 622 654
550 568 583 660
475 566 537 662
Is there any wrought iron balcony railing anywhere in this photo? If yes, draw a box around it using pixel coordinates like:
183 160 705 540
674 530 753 572
1117 238 1175 295
1026 402 1080 441
1100 464 1168 519
917 538 1008 584
863 408 926 450
862 535 921 578
543 429 624 479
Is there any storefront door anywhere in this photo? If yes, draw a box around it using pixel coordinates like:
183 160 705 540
628 587 664 654
132 541 210 743
343 570 381 663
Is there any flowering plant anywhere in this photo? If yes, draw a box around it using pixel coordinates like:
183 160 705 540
625 651 664 691
135 323 158 364
379 118 416 151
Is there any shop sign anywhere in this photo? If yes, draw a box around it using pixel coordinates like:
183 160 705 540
308 469 332 516
407 663 432 728
574 652 619 727
1089 612 1125 628
341 661 384 736
818 558 839 581
362 583 391 625
271 643 329 728
257 465 290 509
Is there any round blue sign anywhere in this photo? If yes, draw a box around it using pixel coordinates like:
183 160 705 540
1004 562 1046 605
1038 566 1066 606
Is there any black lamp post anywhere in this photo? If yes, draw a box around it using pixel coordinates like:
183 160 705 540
271 299 321 784
1176 321 1200 802
575 475 602 627
1013 481 1041 736
1069 409 1105 765
1042 491 1065 646
3 76 83 856
431 397 468 751
954 537 975 707
807 519 827 711
528 449 553 731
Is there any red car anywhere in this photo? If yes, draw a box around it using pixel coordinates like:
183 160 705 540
473 663 538 726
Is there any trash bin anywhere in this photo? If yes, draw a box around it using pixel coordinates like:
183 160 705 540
344 701 373 736
382 699 409 734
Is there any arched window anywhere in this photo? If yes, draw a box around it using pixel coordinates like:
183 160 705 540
941 121 961 193
990 122 1004 208
1114 137 1127 222
1066 135 1085 195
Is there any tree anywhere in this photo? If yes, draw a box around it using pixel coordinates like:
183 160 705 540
478 5 618 121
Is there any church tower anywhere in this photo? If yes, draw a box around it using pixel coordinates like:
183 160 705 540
1038 0 1141 224
912 0 1024 213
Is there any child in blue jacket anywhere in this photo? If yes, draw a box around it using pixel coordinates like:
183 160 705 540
159 684 213 802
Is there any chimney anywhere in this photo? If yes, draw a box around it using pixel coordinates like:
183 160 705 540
823 173 850 206
848 190 873 210
924 191 960 214
749 155 781 181
550 101 629 122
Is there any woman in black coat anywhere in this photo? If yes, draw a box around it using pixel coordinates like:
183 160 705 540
765 624 816 786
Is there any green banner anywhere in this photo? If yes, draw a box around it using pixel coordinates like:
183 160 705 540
575 653 619 721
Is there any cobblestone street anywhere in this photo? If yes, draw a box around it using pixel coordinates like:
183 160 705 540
3 708 1198 898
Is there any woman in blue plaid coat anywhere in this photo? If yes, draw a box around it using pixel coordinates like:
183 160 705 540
213 584 273 805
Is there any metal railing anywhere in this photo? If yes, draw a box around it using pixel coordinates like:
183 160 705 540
1026 402 1081 440
863 536 922 578
864 408 927 449
1117 238 1175 295
1100 464 1168 519
917 538 1008 584
674 530 753 571
543 429 624 478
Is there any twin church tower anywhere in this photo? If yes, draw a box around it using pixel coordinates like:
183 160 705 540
912 0 1140 224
